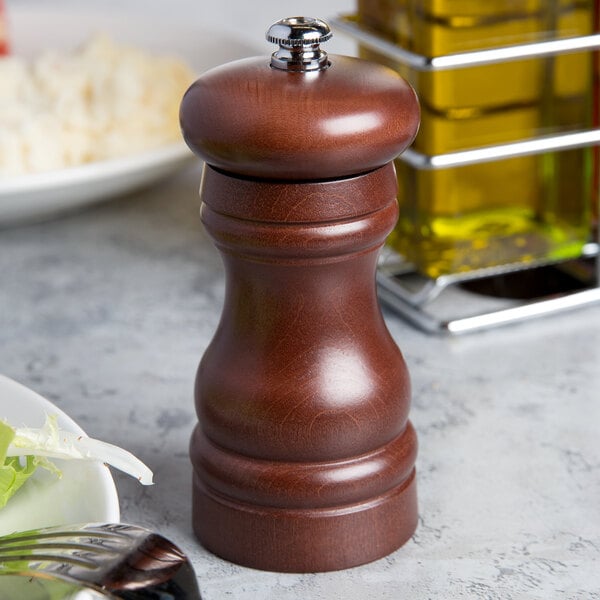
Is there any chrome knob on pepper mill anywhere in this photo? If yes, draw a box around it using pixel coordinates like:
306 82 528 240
180 17 420 572
266 16 332 71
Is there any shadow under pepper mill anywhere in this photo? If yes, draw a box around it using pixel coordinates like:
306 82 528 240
180 16 420 572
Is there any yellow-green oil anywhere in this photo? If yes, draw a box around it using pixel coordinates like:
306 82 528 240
358 0 595 278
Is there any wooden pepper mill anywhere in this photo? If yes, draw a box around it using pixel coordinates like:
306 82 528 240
180 16 420 572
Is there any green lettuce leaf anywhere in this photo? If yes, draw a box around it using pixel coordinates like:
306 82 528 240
8 415 152 485
0 415 153 511
0 422 43 509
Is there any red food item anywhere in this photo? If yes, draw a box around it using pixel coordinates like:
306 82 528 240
0 0 8 56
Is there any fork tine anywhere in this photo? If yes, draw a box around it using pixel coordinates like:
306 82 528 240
0 524 134 546
0 552 97 568
0 542 115 553
0 537 119 571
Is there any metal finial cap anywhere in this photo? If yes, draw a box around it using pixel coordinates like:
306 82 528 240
266 17 332 72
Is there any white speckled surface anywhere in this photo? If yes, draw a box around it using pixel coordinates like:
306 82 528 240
2 1 600 598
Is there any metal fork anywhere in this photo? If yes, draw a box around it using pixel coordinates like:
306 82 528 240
0 523 202 599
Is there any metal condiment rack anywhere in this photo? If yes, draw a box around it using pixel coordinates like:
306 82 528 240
332 15 600 334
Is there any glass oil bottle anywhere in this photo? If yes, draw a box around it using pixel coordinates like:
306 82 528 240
358 0 598 279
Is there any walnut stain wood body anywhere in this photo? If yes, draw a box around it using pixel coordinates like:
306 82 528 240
180 55 419 180
180 49 420 572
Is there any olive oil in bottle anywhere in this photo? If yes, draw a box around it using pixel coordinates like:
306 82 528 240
359 0 596 278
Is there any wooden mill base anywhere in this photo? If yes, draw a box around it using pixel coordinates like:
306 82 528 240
191 423 418 572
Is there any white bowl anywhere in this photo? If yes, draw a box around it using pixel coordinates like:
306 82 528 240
0 375 119 535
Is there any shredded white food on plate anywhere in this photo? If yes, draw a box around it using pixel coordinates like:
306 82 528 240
0 34 194 177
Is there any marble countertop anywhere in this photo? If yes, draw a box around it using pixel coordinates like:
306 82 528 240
1 1 599 598
1 162 598 599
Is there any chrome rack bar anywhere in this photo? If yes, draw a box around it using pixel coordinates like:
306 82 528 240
378 284 600 335
331 15 600 71
402 130 600 169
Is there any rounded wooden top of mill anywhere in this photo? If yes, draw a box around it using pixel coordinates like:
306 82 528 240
180 21 419 180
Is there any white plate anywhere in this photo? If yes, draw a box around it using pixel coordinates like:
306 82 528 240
0 375 119 536
0 143 193 226
0 5 198 226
